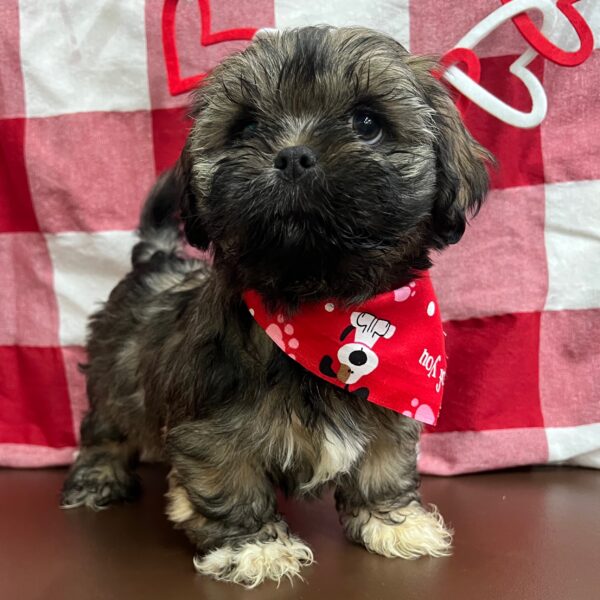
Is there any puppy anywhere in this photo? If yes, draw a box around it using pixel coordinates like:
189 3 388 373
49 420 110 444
61 26 490 587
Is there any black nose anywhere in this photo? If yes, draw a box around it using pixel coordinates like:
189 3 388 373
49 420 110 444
348 349 368 367
274 145 316 180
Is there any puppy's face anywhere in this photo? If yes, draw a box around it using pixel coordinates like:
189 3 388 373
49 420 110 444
180 27 490 307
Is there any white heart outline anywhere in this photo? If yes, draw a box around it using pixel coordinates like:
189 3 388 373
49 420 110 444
443 0 561 128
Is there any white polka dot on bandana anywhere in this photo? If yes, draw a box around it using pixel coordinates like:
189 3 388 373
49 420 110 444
325 303 335 312
427 301 436 317
249 308 255 316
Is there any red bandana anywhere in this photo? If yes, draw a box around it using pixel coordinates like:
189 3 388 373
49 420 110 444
243 273 447 426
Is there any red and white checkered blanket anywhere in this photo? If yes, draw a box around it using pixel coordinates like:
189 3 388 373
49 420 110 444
1 0 598 473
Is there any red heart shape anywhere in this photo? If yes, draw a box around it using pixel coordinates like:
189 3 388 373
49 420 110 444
162 0 258 96
501 0 594 67
435 48 482 115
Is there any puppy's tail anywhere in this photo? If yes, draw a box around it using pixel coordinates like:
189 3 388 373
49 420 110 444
132 170 182 268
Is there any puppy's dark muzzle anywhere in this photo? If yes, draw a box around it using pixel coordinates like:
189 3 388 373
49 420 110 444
274 145 317 181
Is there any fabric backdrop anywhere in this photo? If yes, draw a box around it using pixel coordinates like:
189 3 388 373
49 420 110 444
1 0 599 473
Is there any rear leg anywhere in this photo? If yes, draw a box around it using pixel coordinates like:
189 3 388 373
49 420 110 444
61 411 140 510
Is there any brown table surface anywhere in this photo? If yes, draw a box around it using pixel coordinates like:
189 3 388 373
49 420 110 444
0 465 598 600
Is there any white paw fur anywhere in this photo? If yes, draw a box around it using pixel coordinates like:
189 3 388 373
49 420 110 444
165 476 195 524
359 501 453 559
194 522 314 588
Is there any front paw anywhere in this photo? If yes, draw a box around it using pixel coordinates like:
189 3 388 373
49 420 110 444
341 501 452 559
193 521 314 588
61 461 140 510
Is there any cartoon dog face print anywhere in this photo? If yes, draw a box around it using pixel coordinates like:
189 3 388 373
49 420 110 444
336 342 378 385
319 311 396 397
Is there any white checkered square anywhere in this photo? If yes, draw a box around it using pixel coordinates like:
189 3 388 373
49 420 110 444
546 423 600 465
274 0 410 49
552 0 600 51
545 180 600 311
46 231 136 346
19 0 150 116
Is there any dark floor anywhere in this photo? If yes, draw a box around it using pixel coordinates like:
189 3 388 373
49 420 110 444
0 465 598 600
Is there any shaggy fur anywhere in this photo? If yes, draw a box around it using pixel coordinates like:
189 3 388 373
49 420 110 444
61 26 490 586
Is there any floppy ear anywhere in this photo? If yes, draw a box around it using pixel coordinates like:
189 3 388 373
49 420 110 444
175 142 211 250
406 56 493 246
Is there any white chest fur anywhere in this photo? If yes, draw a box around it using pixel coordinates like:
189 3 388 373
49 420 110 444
301 425 365 491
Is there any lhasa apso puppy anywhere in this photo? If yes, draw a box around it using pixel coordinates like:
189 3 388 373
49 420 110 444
62 26 490 587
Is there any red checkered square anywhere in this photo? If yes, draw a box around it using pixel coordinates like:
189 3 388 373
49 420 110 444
26 111 155 233
432 184 547 321
0 233 59 346
152 107 192 174
539 310 600 428
0 1 24 118
409 0 532 57
462 55 545 190
0 345 75 447
0 119 38 232
436 312 543 433
145 0 275 110
419 427 548 475
541 51 600 184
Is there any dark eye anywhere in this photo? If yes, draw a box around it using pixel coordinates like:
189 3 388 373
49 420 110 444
231 118 258 141
241 120 258 138
351 110 383 144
